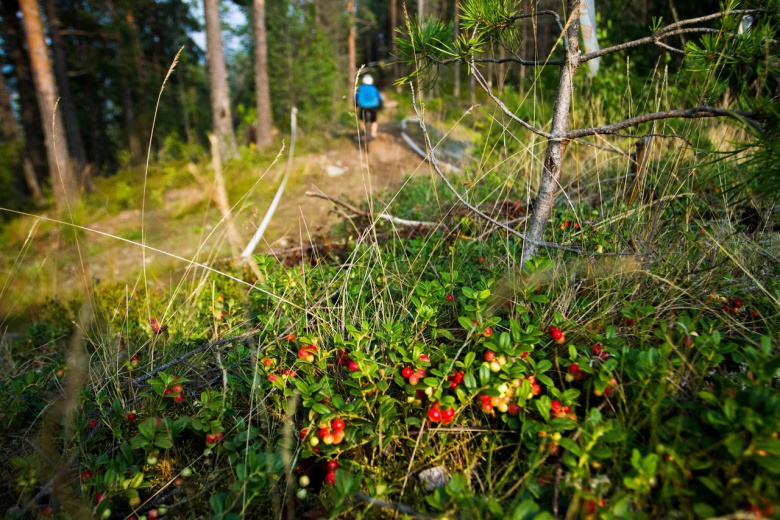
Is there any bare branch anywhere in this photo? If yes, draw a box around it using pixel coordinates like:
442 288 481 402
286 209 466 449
305 191 438 228
580 27 719 62
472 66 555 139
654 9 760 36
566 106 763 139
410 86 582 254
354 492 433 519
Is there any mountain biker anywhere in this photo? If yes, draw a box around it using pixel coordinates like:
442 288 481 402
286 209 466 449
356 74 383 141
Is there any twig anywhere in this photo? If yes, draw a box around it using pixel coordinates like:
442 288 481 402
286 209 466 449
305 191 438 228
132 330 259 385
580 27 719 62
354 492 433 519
566 106 763 138
410 86 583 254
472 67 554 139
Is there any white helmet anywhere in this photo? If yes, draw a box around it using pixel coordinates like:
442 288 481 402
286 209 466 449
362 74 373 85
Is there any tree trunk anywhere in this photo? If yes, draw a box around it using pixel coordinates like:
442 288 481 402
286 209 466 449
0 64 43 204
19 0 79 209
43 0 86 170
3 0 46 179
521 0 581 264
253 0 273 148
204 0 237 161
390 0 398 80
347 0 357 93
453 0 460 97
0 69 21 142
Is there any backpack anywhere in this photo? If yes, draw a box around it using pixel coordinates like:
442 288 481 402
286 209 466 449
357 85 381 109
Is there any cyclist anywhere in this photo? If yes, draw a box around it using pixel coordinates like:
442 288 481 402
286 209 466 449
355 74 383 141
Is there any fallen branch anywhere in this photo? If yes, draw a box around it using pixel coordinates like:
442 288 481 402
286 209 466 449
400 118 461 173
133 330 260 386
305 191 438 228
354 491 433 519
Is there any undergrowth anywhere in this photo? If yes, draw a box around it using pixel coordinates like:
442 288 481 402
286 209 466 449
1 140 779 519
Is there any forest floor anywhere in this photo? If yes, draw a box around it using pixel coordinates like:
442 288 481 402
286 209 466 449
0 110 429 329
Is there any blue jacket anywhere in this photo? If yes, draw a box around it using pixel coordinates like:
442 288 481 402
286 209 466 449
356 84 382 109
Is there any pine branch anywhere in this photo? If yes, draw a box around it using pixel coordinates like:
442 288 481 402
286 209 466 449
566 106 763 139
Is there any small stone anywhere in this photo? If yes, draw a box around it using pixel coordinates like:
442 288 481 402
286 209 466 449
418 466 449 491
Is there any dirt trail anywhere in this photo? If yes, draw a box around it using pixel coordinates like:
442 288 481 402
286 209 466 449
0 114 427 322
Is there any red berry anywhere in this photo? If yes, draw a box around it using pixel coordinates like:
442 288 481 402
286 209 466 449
478 256 485 263
94 492 105 505
127 412 137 421
483 327 493 337
318 427 330 439
568 364 580 374
549 327 563 340
508 404 520 416
479 394 492 404
592 344 602 355
574 223 580 230
206 433 218 443
326 460 339 472
325 472 336 486
408 374 420 385
163 388 173 396
427 407 442 422
298 348 309 359
268 374 278 381
148 509 159 520
484 350 496 362
299 429 308 439
441 408 455 423
551 400 562 412
172 384 182 393
80 470 93 481
87 419 98 428
347 361 359 372
419 354 430 362
262 358 273 366
732 298 743 308
173 393 184 403
285 333 295 341
526 374 537 384
564 221 571 228
416 368 426 377
446 294 454 302
454 371 464 383
481 402 493 413
563 406 571 413
332 419 345 431
401 366 413 378
531 384 542 395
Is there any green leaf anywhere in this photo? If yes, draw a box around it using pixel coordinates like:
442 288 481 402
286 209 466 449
479 363 491 386
464 352 476 368
311 403 330 415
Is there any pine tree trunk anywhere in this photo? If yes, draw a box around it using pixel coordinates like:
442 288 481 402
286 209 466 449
204 0 237 161
347 0 357 93
390 0 398 80
453 0 460 97
0 70 21 142
253 0 272 147
3 0 46 179
521 0 581 265
43 0 86 170
19 0 79 209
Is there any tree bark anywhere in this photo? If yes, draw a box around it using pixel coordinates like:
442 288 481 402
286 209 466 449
390 0 398 80
204 0 237 161
453 0 460 97
2 0 46 178
521 0 580 264
253 0 273 148
19 0 79 209
43 0 87 170
347 0 357 93
0 69 21 142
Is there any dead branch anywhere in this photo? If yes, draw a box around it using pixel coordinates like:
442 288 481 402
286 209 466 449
410 85 583 254
625 123 655 204
472 67 554 139
354 491 433 518
305 191 438 228
566 106 763 138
